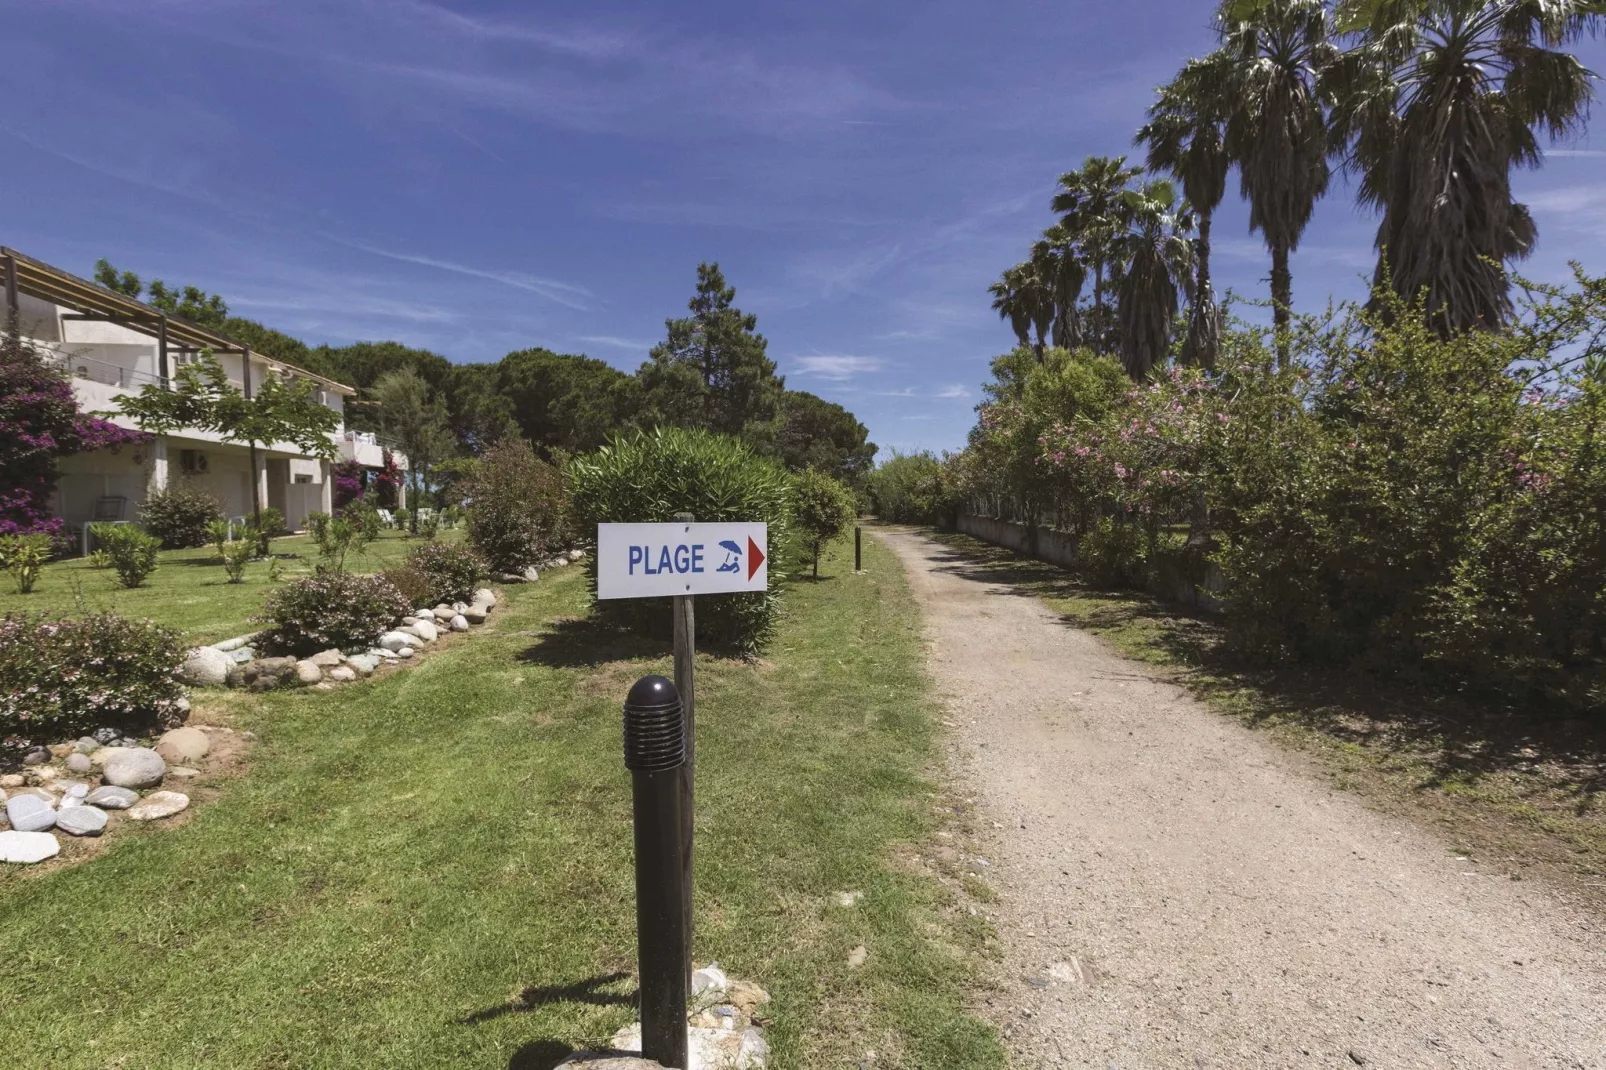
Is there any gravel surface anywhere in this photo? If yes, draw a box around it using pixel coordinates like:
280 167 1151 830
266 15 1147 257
881 529 1606 1069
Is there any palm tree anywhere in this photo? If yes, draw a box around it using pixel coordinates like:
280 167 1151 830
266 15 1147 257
1327 0 1601 336
1219 0 1337 366
1033 226 1088 351
1137 49 1237 369
1115 180 1197 379
1051 156 1144 354
988 262 1054 360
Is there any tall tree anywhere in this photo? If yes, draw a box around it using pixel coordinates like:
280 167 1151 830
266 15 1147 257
1219 0 1337 365
1115 180 1197 379
498 348 642 456
988 261 1055 360
1327 0 1601 335
1051 156 1145 354
94 259 229 329
638 263 785 454
1033 228 1088 352
372 368 454 533
778 390 878 483
1138 49 1236 368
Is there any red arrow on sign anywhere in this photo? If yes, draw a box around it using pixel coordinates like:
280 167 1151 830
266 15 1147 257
746 536 765 580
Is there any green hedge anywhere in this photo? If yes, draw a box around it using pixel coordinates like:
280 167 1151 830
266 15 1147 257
568 427 793 656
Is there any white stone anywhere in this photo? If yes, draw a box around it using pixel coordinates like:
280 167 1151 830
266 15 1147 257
405 619 438 643
180 646 233 686
450 614 469 632
378 631 414 652
345 654 379 676
569 549 585 561
66 753 93 774
328 666 357 682
128 791 190 822
413 607 435 619
522 566 541 582
433 603 455 618
156 727 210 764
5 794 55 832
85 786 138 809
473 588 496 607
309 649 345 667
397 647 415 659
463 606 488 625
212 633 258 653
0 830 60 864
691 963 730 996
168 767 201 779
56 805 108 837
608 1022 767 1069
103 748 166 789
295 661 324 685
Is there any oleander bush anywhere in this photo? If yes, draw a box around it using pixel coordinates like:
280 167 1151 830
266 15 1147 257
406 542 487 605
0 534 51 594
256 571 411 656
379 564 434 609
99 525 162 589
0 611 187 738
139 484 223 548
465 439 567 573
568 427 793 656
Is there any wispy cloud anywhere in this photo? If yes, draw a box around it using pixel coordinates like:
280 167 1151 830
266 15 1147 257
331 238 595 310
577 334 657 352
1542 149 1606 158
793 355 885 380
936 384 970 399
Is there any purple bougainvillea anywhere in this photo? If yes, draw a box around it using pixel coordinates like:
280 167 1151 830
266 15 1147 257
1 310 148 538
375 449 403 509
332 459 367 510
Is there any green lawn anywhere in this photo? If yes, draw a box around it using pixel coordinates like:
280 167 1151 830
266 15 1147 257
0 529 464 644
0 536 1003 1070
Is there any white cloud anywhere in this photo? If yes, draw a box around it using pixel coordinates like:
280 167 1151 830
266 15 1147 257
936 384 969 399
332 238 595 310
1542 149 1606 158
793 355 885 380
577 334 656 352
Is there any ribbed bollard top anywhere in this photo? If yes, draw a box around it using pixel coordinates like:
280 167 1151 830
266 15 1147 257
622 675 685 772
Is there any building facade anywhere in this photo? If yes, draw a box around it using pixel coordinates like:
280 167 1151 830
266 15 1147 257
3 247 406 544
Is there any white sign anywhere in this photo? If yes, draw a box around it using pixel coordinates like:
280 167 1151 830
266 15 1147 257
597 522 768 600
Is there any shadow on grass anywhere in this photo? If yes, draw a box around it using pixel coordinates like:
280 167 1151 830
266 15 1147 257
517 616 671 669
506 1040 574 1070
461 972 636 1026
920 527 1606 807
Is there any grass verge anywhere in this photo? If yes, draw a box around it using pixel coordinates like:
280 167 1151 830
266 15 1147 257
0 529 461 643
0 535 1003 1070
923 527 1606 911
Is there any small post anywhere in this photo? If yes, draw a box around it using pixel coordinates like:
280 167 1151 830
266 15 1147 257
855 525 862 572
622 675 690 1070
671 511 696 985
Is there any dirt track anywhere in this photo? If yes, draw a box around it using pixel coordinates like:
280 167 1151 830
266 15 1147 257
880 529 1606 1069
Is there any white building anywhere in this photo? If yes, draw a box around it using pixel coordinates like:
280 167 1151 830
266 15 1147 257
3 247 406 542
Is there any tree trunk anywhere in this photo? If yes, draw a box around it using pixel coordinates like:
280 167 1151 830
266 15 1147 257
409 469 420 534
1271 243 1292 370
813 545 820 579
1093 262 1105 354
1186 213 1218 370
249 441 267 556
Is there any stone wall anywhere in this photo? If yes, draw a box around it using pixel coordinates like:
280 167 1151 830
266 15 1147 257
955 513 1226 614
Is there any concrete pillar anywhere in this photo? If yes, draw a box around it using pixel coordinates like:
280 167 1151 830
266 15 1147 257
319 459 333 515
146 438 169 497
256 457 270 517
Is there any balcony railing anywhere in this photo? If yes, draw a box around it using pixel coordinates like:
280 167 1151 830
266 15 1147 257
45 350 168 391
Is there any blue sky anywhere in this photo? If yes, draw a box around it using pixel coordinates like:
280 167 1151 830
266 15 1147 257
5 1 1605 458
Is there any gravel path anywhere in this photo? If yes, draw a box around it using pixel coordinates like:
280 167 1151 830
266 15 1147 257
880 529 1606 1070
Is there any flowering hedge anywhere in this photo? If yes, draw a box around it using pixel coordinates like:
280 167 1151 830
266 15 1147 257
1 310 146 539
948 273 1606 713
0 611 187 739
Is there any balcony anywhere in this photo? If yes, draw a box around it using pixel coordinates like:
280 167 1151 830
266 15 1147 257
338 430 405 469
45 349 168 392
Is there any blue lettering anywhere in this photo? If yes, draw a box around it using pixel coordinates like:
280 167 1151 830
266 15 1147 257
674 545 691 573
657 545 673 574
629 546 643 575
691 544 704 573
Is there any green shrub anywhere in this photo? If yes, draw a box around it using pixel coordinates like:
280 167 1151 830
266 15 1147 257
206 518 233 560
0 534 51 594
466 439 567 573
569 427 793 656
867 450 956 525
791 468 857 577
256 572 410 656
418 513 441 541
0 611 187 738
380 563 434 608
99 526 162 588
1079 517 1147 589
221 539 254 583
406 542 487 605
139 484 222 548
306 505 376 573
256 506 287 538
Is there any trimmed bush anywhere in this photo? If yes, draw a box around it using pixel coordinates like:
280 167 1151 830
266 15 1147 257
791 468 857 578
100 526 162 588
466 439 567 573
256 506 287 538
569 427 793 656
139 484 223 548
380 564 434 608
256 572 411 656
0 611 187 738
406 542 487 605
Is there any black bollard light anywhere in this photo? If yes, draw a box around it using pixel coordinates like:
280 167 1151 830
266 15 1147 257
622 675 690 1070
855 525 862 572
